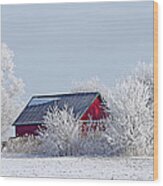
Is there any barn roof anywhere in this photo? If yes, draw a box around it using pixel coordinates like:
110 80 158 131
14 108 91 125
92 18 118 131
13 92 102 126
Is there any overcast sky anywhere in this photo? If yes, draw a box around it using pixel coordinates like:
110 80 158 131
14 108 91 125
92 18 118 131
2 1 154 100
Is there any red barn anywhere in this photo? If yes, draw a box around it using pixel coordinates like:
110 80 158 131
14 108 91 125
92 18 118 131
12 92 110 137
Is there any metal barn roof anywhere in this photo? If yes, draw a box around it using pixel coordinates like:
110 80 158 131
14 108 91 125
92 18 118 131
13 92 101 126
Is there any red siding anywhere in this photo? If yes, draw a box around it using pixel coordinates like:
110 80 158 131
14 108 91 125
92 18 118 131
16 125 40 137
81 96 107 120
80 96 108 134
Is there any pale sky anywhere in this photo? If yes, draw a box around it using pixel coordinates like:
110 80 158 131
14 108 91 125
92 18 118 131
2 1 154 100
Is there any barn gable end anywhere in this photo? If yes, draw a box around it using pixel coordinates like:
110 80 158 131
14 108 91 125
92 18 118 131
81 95 108 121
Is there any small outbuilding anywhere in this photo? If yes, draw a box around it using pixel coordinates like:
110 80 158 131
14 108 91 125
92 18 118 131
13 92 110 137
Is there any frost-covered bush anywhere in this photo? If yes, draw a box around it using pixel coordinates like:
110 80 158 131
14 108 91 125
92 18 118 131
3 135 42 154
79 129 111 156
109 63 154 156
39 105 82 156
71 77 109 102
1 43 25 141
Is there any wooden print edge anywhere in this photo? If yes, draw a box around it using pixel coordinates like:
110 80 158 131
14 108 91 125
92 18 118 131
154 1 158 181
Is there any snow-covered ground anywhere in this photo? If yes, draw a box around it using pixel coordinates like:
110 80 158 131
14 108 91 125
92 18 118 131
1 157 153 180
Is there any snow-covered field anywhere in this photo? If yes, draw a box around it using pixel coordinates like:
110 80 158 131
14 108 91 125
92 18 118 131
1 157 153 180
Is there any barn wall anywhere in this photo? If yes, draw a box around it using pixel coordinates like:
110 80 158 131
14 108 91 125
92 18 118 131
81 96 107 121
16 125 40 137
80 96 108 134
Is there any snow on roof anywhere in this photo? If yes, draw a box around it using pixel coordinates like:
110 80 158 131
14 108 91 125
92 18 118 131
13 92 101 126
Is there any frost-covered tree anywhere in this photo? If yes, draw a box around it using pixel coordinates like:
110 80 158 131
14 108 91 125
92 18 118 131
37 106 112 156
109 63 154 156
41 107 114 156
71 77 109 102
40 105 82 156
1 43 25 141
